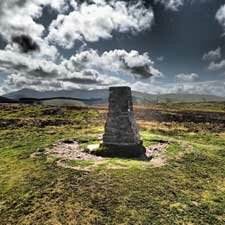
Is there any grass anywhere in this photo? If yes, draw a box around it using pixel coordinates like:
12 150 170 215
0 103 225 224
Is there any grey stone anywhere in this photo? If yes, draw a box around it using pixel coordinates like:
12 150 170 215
102 86 145 158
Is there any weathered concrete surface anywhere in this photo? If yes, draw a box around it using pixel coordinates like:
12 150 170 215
102 86 145 157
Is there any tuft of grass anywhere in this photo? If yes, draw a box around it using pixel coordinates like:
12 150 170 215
68 159 95 168
165 142 184 157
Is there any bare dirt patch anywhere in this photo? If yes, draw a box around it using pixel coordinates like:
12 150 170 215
45 141 103 161
145 142 168 159
34 140 169 170
145 143 168 167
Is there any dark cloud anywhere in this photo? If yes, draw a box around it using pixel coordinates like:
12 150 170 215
11 35 40 53
121 57 154 78
61 77 99 84
31 67 58 78
128 65 153 78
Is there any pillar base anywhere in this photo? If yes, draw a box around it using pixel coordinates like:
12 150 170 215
94 142 146 158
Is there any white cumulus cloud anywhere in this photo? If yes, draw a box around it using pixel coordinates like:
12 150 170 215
0 48 161 92
216 4 225 33
64 49 162 79
155 0 213 11
0 0 69 41
47 0 154 48
208 59 225 71
0 0 161 94
155 0 185 11
169 80 225 96
175 73 199 82
202 47 222 61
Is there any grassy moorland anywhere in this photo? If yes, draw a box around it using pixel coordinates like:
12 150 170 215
0 103 225 225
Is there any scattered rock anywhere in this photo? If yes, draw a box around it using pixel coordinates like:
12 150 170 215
144 142 168 167
34 140 169 170
145 143 168 159
87 144 100 151
45 141 103 161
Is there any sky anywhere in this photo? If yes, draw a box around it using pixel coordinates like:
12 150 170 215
0 0 225 96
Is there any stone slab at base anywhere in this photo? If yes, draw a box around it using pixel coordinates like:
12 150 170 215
96 142 146 158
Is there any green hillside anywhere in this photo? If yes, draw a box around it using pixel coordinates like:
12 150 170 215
0 103 225 224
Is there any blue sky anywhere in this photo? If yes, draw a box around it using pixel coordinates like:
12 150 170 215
0 72 6 82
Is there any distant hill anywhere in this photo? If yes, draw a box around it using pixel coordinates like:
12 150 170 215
158 94 225 103
40 98 87 107
2 88 225 105
3 88 157 105
0 96 18 103
18 97 102 107
3 88 108 106
3 88 109 100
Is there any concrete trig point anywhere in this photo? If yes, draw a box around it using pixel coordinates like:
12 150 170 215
102 86 145 158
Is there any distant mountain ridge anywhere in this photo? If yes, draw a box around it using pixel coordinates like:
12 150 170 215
2 88 225 105
0 96 18 103
3 88 109 100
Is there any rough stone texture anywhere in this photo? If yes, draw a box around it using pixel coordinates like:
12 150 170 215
102 86 145 157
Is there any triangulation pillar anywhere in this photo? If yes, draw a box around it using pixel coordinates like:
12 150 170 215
102 86 145 158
